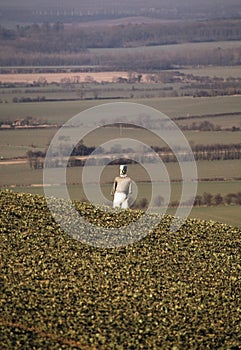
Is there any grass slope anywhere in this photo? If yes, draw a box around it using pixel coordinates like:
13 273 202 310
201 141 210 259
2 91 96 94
0 190 240 349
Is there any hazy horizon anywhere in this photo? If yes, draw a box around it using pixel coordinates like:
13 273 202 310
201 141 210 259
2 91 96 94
1 0 241 24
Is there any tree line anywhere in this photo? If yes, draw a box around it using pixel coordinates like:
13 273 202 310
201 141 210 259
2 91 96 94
26 142 241 169
192 192 241 207
152 191 241 210
153 143 241 162
1 19 241 67
1 20 241 51
177 120 240 132
0 45 240 69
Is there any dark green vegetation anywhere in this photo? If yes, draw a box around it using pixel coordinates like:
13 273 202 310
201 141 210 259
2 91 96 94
0 189 241 349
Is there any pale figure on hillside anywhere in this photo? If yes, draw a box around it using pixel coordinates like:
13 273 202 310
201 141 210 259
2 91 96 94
111 165 132 209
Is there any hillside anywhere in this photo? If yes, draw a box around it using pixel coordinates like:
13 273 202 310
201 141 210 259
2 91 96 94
0 190 240 349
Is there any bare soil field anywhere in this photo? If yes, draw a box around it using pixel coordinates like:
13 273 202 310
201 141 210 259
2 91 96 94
0 159 27 165
0 71 130 84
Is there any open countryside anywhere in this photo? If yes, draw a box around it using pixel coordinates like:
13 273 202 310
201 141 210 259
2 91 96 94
1 94 241 227
0 71 130 84
1 1 241 348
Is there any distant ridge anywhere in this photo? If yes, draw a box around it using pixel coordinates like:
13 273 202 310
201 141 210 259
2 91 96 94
1 0 241 25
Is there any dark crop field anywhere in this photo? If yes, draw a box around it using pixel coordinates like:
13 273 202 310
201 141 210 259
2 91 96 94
0 190 240 349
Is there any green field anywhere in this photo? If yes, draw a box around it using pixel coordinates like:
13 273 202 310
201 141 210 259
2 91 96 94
6 183 241 228
9 178 241 200
184 130 241 145
90 40 241 55
2 156 240 228
0 82 172 103
1 160 241 186
188 205 241 228
1 95 241 124
0 128 57 158
1 90 241 229
1 126 241 159
8 181 241 227
177 114 241 129
179 65 241 78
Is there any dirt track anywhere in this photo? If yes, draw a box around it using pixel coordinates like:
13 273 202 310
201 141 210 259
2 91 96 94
0 159 28 165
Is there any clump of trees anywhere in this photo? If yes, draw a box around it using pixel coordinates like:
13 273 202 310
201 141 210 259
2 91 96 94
190 191 241 207
181 121 221 131
132 191 241 210
149 191 241 209
152 143 241 162
12 96 46 103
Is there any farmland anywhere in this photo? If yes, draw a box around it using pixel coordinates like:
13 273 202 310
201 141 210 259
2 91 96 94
1 158 241 227
1 126 241 159
89 40 241 56
1 94 241 123
9 182 241 228
1 87 241 228
179 65 241 79
0 46 241 220
1 5 241 348
0 190 241 348
1 160 241 185
0 71 130 84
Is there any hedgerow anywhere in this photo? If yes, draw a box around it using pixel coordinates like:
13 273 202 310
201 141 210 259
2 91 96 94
0 190 240 349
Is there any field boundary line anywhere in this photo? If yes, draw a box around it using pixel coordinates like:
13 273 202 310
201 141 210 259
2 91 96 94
174 111 241 121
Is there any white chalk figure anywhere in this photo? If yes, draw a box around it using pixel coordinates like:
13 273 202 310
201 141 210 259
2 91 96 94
111 165 132 209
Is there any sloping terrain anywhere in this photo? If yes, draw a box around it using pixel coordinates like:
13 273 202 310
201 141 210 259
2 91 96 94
0 190 240 349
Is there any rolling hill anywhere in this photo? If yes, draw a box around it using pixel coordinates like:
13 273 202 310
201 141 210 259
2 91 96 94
0 190 240 349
